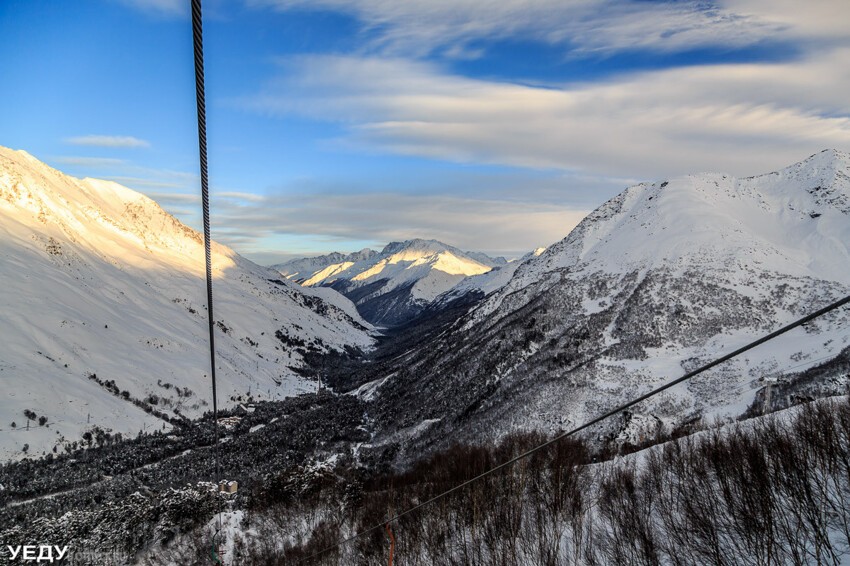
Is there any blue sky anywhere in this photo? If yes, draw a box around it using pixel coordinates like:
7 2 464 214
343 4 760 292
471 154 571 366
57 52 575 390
1 0 849 264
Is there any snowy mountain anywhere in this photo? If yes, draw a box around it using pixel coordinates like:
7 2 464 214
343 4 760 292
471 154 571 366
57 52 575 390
461 251 509 268
364 150 850 454
274 239 503 326
273 248 379 283
435 247 546 306
0 147 375 460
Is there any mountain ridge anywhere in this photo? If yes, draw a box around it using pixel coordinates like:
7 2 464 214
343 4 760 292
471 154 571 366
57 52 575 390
0 146 375 460
361 149 850 458
273 238 511 326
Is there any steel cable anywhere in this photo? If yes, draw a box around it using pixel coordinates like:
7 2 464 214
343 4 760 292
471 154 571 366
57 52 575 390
190 0 224 557
298 292 850 564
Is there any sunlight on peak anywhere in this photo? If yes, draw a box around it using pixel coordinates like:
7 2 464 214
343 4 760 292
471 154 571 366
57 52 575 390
431 251 491 276
0 145 237 280
386 249 432 264
352 259 389 281
304 261 355 286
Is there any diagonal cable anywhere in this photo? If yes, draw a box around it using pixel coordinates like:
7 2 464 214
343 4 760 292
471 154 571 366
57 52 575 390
299 292 850 564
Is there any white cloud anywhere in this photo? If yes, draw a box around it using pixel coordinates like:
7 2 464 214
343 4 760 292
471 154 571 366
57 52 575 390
719 0 850 43
65 135 151 148
105 176 187 189
240 49 850 179
114 0 187 17
215 191 268 203
143 192 201 205
209 191 588 258
53 156 127 167
249 0 848 57
51 157 198 206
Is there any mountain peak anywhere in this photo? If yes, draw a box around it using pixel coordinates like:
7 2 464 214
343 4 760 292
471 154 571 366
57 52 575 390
381 238 454 256
277 238 504 326
803 148 849 165
0 147 375 459
372 151 850 453
379 239 507 268
748 148 849 186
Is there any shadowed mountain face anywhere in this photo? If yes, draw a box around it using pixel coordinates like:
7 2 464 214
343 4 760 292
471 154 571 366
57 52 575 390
3 147 850 564
274 239 508 327
3 146 849 467
349 150 850 459
0 146 375 460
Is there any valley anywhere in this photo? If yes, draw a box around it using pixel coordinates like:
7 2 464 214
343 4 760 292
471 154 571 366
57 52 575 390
0 148 849 564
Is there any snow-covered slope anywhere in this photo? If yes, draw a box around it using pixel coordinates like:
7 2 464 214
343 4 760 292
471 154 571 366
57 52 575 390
275 239 500 326
474 149 850 323
462 251 508 268
367 150 850 451
0 147 375 460
437 247 546 305
273 249 378 283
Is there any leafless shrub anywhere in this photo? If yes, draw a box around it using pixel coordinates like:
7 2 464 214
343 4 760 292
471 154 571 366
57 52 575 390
169 397 850 566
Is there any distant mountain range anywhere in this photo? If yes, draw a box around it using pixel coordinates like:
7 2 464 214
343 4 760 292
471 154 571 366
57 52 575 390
359 149 850 457
3 146 849 465
0 147 375 460
273 239 510 326
5 145 850 566
435 246 546 307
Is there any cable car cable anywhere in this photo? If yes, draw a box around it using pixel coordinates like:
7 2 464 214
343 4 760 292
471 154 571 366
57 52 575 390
189 0 225 557
298 292 850 564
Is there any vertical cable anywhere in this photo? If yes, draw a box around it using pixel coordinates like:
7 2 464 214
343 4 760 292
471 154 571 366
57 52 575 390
190 0 224 554
190 0 219 463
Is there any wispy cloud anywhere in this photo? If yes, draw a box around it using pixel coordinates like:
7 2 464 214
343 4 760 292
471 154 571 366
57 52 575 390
113 0 187 17
723 0 850 44
240 48 850 179
50 157 199 212
105 176 186 189
53 156 127 167
215 191 268 203
248 0 842 58
65 135 151 148
108 169 199 206
144 192 201 205
207 191 589 260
